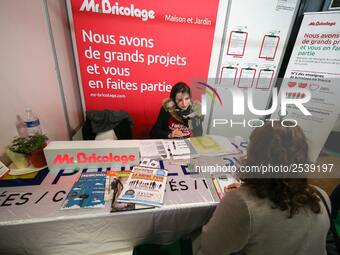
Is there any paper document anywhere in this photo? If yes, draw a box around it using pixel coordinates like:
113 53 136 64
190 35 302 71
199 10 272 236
140 141 169 159
189 135 239 156
162 140 190 156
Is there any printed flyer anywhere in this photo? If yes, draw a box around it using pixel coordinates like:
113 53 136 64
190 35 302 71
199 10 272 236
117 166 168 207
62 172 106 209
105 170 154 212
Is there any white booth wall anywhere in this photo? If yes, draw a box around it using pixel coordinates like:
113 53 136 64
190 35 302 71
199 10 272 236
0 0 83 160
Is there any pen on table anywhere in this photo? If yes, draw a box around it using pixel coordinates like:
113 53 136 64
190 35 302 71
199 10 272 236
212 177 223 200
216 176 226 194
168 146 173 157
173 141 176 150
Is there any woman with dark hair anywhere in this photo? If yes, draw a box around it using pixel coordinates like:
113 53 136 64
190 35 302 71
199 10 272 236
193 121 330 255
150 82 203 139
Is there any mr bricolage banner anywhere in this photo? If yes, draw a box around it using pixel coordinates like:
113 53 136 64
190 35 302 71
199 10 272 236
272 11 340 161
67 0 219 137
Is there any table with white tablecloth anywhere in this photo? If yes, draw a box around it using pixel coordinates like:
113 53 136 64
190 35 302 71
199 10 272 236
0 138 246 255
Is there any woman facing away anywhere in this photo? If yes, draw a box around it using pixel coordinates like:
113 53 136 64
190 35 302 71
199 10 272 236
193 121 330 255
150 82 203 139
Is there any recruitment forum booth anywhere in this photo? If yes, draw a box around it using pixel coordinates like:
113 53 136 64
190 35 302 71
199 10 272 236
1 0 340 254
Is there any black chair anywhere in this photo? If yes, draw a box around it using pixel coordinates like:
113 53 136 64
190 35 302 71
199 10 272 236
82 112 133 140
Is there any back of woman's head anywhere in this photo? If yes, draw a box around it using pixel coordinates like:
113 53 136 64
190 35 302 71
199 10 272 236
246 121 308 166
243 121 321 218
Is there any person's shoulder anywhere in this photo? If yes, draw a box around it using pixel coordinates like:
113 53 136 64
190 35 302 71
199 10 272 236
191 100 202 116
223 186 267 213
310 184 331 208
220 187 251 210
162 98 176 112
218 187 252 224
311 184 327 196
226 186 253 199
156 100 170 117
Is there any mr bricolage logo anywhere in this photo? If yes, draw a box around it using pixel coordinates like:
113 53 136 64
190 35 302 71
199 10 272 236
308 21 336 26
52 152 136 165
79 0 155 22
196 81 312 128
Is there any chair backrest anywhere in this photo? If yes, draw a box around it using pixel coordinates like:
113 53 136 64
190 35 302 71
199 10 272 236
114 118 133 139
82 115 133 140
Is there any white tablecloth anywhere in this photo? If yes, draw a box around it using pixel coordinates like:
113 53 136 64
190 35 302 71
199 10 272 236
0 161 219 255
0 137 246 255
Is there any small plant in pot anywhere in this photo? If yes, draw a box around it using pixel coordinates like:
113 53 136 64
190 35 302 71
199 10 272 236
27 134 48 168
8 134 48 168
7 137 30 169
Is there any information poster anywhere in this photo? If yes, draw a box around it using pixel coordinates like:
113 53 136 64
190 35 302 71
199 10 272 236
67 0 220 137
273 11 340 162
208 0 300 138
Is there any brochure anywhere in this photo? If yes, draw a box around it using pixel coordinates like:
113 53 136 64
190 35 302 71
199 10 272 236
117 166 168 207
107 170 154 212
162 140 191 157
140 140 170 159
62 172 106 209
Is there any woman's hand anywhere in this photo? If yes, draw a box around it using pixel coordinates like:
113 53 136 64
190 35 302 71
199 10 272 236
224 182 241 193
169 129 185 138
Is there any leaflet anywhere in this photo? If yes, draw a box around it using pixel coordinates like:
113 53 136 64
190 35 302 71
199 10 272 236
105 170 154 212
62 172 106 209
162 139 190 157
117 166 168 207
140 140 170 159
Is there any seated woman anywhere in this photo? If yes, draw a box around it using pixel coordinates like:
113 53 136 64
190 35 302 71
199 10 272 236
193 121 330 255
150 82 203 139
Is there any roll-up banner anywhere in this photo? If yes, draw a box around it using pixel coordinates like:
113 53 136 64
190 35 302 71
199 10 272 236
66 0 224 138
273 11 340 162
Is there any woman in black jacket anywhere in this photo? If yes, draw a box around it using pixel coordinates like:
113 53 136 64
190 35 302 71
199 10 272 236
150 82 203 139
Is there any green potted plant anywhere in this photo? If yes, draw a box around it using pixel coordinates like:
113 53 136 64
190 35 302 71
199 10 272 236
27 134 48 168
7 134 48 168
7 137 30 168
